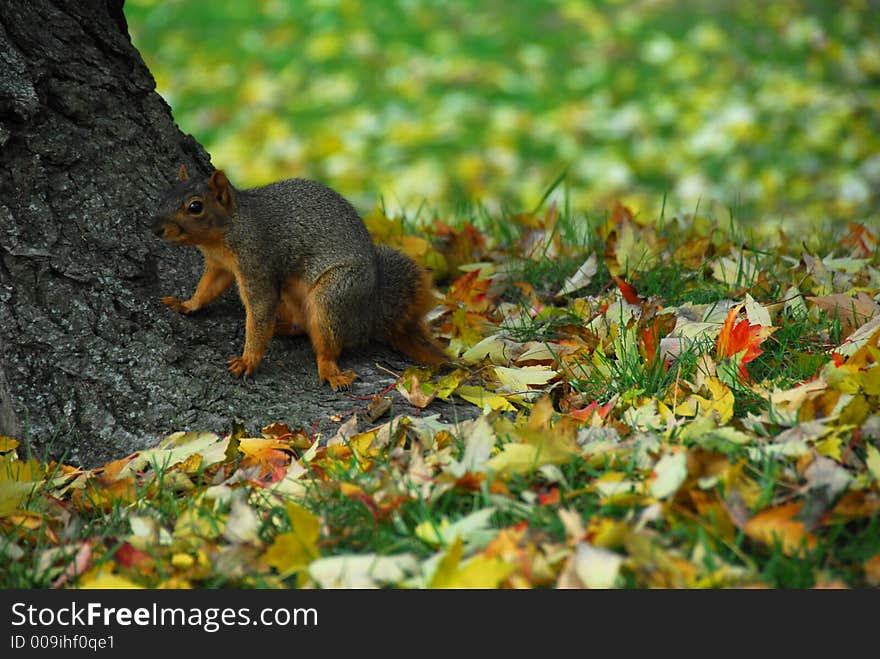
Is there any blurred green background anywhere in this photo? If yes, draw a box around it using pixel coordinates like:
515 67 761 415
125 0 880 226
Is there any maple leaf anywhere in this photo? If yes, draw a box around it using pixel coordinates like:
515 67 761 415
446 268 492 312
715 305 774 379
429 537 514 588
261 502 320 577
569 399 616 424
238 438 293 485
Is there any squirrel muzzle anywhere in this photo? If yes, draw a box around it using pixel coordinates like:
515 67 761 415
152 215 187 243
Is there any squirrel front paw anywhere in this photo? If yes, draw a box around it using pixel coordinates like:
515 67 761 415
161 296 196 314
326 370 357 391
228 355 260 378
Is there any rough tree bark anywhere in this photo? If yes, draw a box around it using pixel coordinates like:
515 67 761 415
0 0 465 467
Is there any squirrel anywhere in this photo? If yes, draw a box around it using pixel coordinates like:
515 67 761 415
151 165 446 390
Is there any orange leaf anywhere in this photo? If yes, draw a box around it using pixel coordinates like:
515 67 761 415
639 317 667 368
538 488 560 506
716 305 774 377
446 269 491 312
612 275 642 305
744 503 817 557
570 399 615 423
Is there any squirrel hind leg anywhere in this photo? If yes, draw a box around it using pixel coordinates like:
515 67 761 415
302 292 358 391
311 336 357 391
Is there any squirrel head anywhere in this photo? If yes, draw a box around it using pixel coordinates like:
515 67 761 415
152 167 236 246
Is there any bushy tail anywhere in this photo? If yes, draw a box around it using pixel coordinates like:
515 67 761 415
374 245 447 365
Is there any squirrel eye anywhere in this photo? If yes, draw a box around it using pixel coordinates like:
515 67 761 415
187 200 204 214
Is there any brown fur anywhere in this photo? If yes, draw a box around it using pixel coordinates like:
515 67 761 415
152 167 446 390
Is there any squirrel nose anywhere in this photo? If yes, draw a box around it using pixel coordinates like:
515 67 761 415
151 216 166 236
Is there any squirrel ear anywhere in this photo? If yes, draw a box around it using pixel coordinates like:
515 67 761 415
209 170 231 207
178 164 189 181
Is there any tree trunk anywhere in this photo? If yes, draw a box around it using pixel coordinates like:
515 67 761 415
0 0 459 467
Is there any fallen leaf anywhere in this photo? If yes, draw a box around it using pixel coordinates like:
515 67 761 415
261 502 320 576
649 451 688 499
309 553 419 588
78 571 143 589
744 503 817 557
493 365 557 392
429 537 514 588
556 253 598 297
569 542 624 588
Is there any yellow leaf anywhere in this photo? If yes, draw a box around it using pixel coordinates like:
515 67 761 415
415 518 450 546
79 572 143 589
238 437 294 457
434 369 469 399
862 365 880 396
348 430 379 464
121 432 226 476
262 532 317 576
261 502 320 576
486 436 576 477
866 444 880 482
173 505 222 543
286 501 320 543
493 365 557 392
744 503 817 557
825 364 862 394
416 509 497 547
0 480 37 518
593 472 642 503
461 334 522 365
455 385 517 412
430 537 514 588
0 436 19 452
676 377 734 424
815 437 843 461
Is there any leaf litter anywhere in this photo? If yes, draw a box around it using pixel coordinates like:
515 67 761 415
2 213 880 588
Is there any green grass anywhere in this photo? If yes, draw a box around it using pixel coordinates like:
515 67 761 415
124 0 880 226
6 202 878 588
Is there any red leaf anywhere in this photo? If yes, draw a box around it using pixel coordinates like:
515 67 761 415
613 275 642 305
447 269 491 311
570 399 615 422
716 306 773 378
115 542 152 569
538 488 560 506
